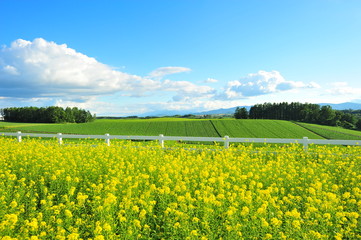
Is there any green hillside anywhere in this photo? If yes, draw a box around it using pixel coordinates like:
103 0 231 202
1 118 325 139
211 119 323 139
296 122 361 140
0 119 218 137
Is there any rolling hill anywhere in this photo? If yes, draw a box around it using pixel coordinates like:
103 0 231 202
0 118 324 139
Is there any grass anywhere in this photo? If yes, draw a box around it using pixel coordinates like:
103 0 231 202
3 118 361 143
211 119 323 139
0 121 48 129
296 122 361 140
0 119 326 140
0 119 218 137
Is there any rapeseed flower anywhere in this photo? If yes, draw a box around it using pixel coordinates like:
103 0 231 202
0 137 360 239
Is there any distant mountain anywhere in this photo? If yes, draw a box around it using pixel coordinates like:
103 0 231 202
137 107 245 117
319 102 361 110
137 109 195 117
192 106 252 116
135 102 361 117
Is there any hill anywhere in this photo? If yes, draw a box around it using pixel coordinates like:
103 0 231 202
1 118 325 139
319 102 361 110
296 122 361 140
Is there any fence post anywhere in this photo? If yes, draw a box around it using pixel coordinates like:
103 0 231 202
105 133 110 146
303 137 309 151
159 134 164 148
224 135 230 149
17 131 22 142
57 133 63 145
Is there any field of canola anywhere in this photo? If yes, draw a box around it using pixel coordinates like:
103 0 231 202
0 137 361 240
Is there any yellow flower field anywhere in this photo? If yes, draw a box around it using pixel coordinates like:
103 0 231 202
0 137 360 239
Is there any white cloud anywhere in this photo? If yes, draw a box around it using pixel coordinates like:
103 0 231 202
0 38 221 115
327 82 361 96
0 38 213 105
217 70 319 99
55 98 120 116
307 81 321 88
162 79 216 102
204 78 218 83
136 99 212 114
330 82 348 87
3 38 342 117
0 38 160 100
148 66 191 79
2 65 20 75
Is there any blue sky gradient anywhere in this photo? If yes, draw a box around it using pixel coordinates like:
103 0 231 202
1 0 361 116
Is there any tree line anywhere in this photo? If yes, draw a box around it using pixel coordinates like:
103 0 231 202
0 106 96 123
235 102 361 130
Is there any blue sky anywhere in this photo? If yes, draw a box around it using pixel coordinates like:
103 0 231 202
1 0 361 116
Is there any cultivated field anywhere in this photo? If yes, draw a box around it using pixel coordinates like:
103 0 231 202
0 119 327 139
0 137 360 239
296 122 361 140
211 119 323 139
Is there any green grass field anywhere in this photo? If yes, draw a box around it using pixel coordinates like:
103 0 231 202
210 119 323 139
0 119 219 137
2 118 361 140
296 122 361 140
1 118 326 139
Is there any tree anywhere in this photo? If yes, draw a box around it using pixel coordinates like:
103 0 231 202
356 119 361 130
248 104 261 119
339 112 356 129
318 105 337 126
1 106 95 123
234 107 249 119
65 107 75 123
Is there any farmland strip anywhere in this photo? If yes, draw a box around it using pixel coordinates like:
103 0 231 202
209 120 222 137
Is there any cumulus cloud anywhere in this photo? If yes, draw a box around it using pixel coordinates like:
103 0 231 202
0 38 161 100
204 78 218 83
162 79 216 102
1 38 332 116
148 66 191 79
327 82 361 96
2 65 20 75
138 100 207 113
217 70 319 99
0 38 220 116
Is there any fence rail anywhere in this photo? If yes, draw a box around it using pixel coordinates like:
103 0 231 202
1 131 360 150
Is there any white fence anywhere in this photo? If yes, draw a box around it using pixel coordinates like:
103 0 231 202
1 131 360 150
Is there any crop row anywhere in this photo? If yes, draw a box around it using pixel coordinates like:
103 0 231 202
297 123 361 140
1 119 329 139
211 120 323 139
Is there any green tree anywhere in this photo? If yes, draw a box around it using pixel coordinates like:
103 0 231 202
318 105 337 126
339 112 356 129
2 106 94 123
356 119 361 130
65 107 75 123
234 107 249 119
